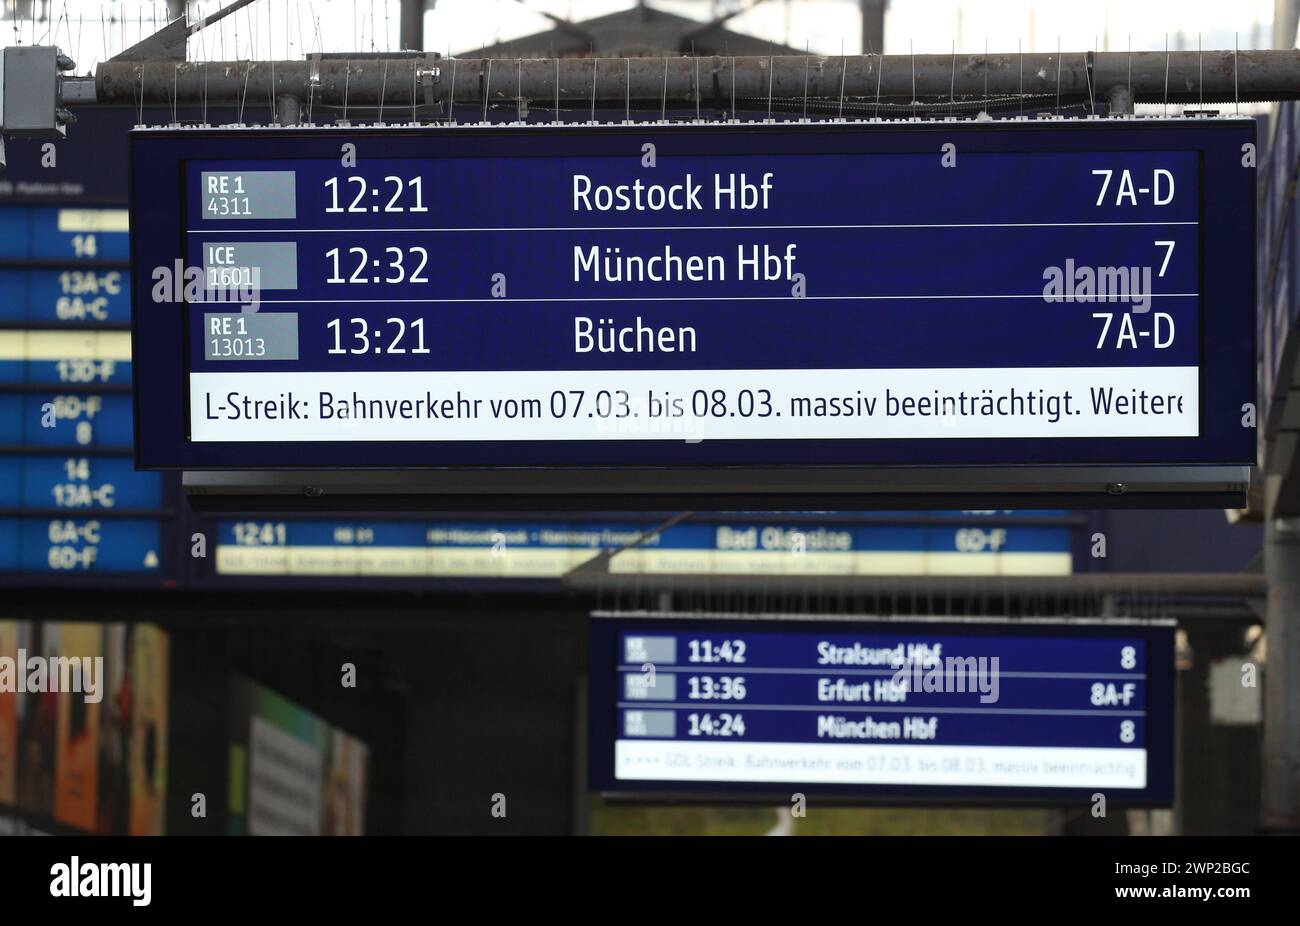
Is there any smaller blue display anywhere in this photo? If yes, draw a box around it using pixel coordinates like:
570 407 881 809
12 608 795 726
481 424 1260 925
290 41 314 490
589 617 1175 805
210 513 1076 578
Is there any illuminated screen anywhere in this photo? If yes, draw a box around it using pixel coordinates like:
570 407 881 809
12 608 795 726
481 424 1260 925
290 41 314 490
129 120 1254 470
588 616 1174 805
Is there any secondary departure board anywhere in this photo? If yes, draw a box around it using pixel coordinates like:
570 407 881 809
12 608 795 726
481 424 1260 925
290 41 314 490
589 616 1175 804
0 198 169 580
206 512 1074 580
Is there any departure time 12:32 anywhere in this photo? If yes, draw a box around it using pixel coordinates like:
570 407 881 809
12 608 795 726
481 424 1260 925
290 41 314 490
326 247 430 284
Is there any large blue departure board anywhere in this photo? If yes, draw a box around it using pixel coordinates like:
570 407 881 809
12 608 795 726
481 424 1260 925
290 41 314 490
130 120 1253 486
589 616 1175 804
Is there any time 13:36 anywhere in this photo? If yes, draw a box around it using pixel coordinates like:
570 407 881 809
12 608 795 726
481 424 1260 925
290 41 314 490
327 317 430 354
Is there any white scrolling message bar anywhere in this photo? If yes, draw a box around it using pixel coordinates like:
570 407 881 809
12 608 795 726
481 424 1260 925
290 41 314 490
189 366 1198 442
614 740 1148 789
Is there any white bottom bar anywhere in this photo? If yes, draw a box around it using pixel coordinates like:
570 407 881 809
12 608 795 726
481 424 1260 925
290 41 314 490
214 545 1071 578
190 366 1198 442
614 740 1147 789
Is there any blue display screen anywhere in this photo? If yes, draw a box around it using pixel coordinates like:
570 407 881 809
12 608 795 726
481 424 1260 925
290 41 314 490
0 123 171 580
588 617 1175 804
206 511 1074 579
129 120 1254 470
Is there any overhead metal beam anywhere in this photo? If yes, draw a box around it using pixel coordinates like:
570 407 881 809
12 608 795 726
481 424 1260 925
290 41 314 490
83 49 1300 112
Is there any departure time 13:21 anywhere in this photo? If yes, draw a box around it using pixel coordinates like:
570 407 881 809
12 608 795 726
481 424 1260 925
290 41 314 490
327 317 431 355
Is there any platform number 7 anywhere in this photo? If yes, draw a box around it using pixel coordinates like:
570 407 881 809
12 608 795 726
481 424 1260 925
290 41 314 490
1154 241 1175 277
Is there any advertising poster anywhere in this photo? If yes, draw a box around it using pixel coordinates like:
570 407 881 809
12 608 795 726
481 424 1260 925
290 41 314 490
229 678 369 836
1 620 168 833
323 729 368 837
52 623 102 831
96 624 130 834
129 623 170 836
15 622 56 818
0 621 17 806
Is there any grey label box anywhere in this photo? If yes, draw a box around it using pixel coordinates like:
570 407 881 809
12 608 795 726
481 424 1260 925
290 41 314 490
204 312 299 361
203 241 298 291
623 710 676 738
2 47 59 132
200 170 297 219
624 672 676 701
624 635 677 665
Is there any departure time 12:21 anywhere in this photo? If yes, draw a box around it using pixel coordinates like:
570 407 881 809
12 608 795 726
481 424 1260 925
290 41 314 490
324 176 428 213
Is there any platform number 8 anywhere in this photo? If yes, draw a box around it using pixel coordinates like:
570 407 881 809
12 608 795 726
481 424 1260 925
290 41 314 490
1120 646 1137 670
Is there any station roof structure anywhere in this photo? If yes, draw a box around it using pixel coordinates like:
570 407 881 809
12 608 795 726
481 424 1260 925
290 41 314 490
461 1 806 59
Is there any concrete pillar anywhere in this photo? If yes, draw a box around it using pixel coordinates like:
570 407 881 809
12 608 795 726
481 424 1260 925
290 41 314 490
1262 512 1300 830
1276 0 1300 50
860 0 885 55
400 0 425 52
